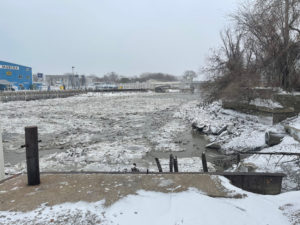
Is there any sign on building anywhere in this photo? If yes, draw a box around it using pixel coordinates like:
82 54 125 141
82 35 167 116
0 65 19 70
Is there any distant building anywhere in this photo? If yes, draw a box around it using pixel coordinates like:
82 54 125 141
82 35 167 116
0 61 32 90
45 74 86 89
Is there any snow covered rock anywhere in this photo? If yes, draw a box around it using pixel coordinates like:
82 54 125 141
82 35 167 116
206 141 222 150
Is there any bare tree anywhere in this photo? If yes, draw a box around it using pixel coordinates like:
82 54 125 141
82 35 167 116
233 0 300 90
183 70 197 82
103 72 119 83
205 0 300 102
204 28 258 101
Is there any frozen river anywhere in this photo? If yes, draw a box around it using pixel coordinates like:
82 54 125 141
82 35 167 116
1 92 211 174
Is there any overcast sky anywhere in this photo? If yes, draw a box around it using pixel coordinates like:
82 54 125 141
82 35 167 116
0 0 239 77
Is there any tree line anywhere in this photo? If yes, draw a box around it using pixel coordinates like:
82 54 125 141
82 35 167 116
91 72 190 83
205 0 300 101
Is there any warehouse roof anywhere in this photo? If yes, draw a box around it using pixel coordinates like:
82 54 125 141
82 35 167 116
0 60 31 68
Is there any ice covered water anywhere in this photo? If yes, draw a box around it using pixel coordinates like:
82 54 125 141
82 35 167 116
1 92 212 174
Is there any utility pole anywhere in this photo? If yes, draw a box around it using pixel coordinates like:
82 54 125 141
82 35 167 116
72 66 76 89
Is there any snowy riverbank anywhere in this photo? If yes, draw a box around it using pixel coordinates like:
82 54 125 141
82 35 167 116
176 100 300 191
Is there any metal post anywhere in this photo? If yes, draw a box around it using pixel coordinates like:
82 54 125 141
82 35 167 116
202 152 208 173
0 125 4 180
25 126 40 185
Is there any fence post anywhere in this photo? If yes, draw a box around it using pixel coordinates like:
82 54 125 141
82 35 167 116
202 152 208 173
0 125 4 180
25 126 40 185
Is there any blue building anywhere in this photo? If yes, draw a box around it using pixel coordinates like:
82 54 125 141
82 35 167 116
0 61 32 90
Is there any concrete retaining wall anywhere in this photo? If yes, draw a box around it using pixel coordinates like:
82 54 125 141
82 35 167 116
223 172 285 195
275 93 300 113
223 100 297 124
0 89 151 103
0 90 87 102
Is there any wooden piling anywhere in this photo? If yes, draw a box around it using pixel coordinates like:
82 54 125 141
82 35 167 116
237 153 241 164
25 126 40 185
155 158 163 172
201 152 208 172
169 154 174 173
174 156 179 172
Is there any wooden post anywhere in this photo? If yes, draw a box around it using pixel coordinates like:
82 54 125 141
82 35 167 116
169 154 174 173
174 156 179 172
0 125 4 180
237 153 241 164
201 152 208 172
155 158 163 172
25 126 40 185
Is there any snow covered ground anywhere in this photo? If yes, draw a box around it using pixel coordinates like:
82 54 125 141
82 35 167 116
0 177 299 225
289 116 300 130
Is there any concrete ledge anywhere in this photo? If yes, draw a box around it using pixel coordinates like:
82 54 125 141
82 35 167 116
0 173 230 212
0 172 285 212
